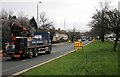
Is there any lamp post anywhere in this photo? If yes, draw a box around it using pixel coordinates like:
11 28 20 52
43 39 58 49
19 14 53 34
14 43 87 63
37 2 42 25
118 1 120 12
64 18 67 31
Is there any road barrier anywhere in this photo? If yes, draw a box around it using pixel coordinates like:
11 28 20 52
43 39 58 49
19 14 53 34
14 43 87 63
74 41 83 49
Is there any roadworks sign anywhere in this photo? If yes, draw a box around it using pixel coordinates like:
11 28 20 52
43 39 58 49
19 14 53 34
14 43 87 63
74 41 83 49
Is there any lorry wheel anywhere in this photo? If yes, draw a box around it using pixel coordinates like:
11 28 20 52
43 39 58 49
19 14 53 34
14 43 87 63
34 52 38 57
28 49 33 59
33 48 38 57
47 46 52 54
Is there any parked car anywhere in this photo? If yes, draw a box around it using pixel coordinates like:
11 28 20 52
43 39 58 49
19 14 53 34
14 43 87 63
82 38 87 41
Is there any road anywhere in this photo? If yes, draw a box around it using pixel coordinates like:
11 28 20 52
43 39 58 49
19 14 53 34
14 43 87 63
2 41 90 76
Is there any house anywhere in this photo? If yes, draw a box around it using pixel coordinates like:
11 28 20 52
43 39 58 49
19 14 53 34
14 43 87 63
105 33 116 41
53 30 69 42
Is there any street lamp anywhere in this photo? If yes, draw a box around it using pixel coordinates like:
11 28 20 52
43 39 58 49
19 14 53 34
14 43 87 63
37 2 42 25
118 1 120 12
64 18 67 31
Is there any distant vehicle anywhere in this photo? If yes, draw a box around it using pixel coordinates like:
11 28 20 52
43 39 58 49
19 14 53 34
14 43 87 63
88 38 92 41
78 39 82 42
81 36 87 41
114 38 120 41
82 39 86 41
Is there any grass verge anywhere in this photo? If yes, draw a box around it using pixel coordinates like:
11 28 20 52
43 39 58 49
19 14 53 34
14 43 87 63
22 41 119 75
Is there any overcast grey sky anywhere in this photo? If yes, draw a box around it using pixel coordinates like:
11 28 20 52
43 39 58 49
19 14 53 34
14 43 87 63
0 0 119 32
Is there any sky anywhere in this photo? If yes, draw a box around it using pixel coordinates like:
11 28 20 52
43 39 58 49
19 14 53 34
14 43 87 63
0 0 119 32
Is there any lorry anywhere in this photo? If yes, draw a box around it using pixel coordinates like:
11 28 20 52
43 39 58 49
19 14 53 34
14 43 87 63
2 17 52 59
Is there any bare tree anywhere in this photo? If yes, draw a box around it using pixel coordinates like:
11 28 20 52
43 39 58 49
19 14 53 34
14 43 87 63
40 12 47 27
90 10 109 42
89 0 120 51
39 12 56 42
39 12 54 30
1 9 8 20
89 0 110 42
0 9 13 38
99 0 110 10
17 12 33 32
105 9 120 51
0 9 13 49
67 28 81 42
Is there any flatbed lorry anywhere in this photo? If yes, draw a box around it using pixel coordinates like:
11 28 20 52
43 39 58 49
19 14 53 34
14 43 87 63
2 16 52 59
3 32 52 59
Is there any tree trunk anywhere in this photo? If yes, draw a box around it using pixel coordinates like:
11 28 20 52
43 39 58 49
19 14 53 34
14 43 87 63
100 34 104 42
113 34 118 52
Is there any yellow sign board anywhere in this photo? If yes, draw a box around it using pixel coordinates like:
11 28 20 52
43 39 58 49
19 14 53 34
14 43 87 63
74 41 83 49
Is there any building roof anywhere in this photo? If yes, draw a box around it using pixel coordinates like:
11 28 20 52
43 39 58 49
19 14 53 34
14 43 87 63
56 30 66 34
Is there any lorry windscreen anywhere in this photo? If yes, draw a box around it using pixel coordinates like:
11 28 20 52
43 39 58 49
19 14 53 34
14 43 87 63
32 35 43 45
